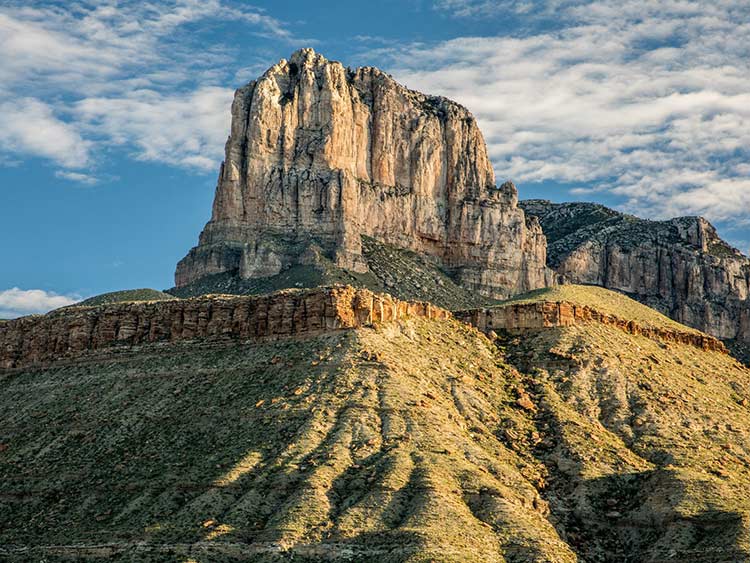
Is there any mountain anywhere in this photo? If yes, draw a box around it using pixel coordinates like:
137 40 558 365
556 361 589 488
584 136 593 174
2 285 749 562
170 47 750 357
521 199 750 348
175 48 551 300
5 47 750 562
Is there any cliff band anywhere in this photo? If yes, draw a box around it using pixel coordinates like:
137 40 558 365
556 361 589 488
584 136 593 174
0 287 448 369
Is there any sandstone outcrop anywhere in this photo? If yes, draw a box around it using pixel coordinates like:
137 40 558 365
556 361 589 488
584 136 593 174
521 200 750 342
176 48 551 299
459 301 727 353
0 286 448 369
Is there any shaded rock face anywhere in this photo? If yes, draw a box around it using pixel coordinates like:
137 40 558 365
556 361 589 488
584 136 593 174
176 48 550 299
0 286 449 369
521 200 750 341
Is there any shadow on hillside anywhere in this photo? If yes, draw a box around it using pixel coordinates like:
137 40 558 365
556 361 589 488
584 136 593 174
546 469 747 563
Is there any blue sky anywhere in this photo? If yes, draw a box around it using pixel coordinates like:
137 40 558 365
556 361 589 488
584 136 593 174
1 0 749 317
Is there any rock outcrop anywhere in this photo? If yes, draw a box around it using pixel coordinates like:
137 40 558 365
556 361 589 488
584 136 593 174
459 301 727 353
521 200 750 342
4 282 725 369
176 48 551 299
0 286 448 369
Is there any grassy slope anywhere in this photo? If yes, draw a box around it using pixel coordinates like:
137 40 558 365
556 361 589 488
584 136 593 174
3 291 750 562
499 284 702 334
168 236 493 311
0 318 573 563
501 321 750 562
78 288 178 307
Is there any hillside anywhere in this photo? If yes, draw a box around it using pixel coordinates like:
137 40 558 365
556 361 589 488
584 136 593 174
0 307 574 562
466 285 750 561
496 284 702 335
2 286 750 561
494 304 750 561
520 199 750 345
168 236 493 311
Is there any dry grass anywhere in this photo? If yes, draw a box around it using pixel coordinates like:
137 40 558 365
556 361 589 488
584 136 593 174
500 284 701 334
501 320 750 561
3 299 750 562
0 318 574 562
78 288 178 307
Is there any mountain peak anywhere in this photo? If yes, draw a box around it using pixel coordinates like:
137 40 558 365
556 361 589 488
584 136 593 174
175 50 551 299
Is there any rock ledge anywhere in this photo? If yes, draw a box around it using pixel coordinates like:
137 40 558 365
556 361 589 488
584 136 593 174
0 287 448 369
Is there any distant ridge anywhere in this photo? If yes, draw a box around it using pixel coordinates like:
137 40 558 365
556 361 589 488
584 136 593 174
78 288 177 307
521 199 750 347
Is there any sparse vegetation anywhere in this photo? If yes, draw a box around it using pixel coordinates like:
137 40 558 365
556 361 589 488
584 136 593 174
520 199 699 267
0 317 573 562
169 236 494 311
499 284 702 334
709 240 742 259
78 288 177 307
498 318 750 561
3 279 750 562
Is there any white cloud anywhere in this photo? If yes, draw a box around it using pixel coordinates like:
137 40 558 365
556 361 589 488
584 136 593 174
384 0 750 222
0 1 295 93
433 0 509 18
54 170 99 186
74 86 234 171
624 177 750 223
0 98 90 168
3 0 748 229
0 288 80 319
0 1 299 173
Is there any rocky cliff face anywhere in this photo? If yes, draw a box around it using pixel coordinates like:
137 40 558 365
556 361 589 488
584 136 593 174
176 48 550 299
521 200 750 342
0 286 448 369
459 301 727 353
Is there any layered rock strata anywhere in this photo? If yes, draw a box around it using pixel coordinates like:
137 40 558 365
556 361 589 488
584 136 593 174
3 283 725 370
176 48 550 299
522 200 750 342
458 301 727 353
0 287 448 369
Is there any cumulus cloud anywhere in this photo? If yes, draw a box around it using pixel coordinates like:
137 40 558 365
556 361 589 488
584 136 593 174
75 86 234 171
4 0 749 228
0 1 299 173
0 288 80 319
0 98 90 168
384 0 750 222
0 1 296 91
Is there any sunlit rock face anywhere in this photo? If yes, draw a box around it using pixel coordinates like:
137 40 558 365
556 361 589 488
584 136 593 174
522 199 750 342
176 48 551 299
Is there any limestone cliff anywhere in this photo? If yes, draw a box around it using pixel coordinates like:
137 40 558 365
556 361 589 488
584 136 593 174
521 200 750 342
176 48 550 299
0 286 448 369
